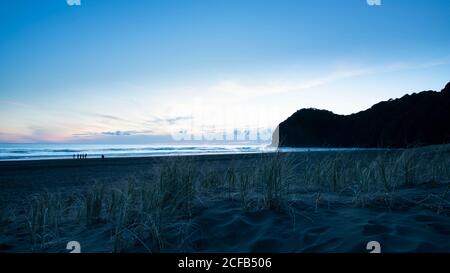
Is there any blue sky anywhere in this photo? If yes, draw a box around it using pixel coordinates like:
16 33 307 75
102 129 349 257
0 0 449 143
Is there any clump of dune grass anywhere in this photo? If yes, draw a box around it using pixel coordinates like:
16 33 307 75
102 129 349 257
238 173 252 210
395 149 419 187
24 191 69 251
272 146 450 210
16 159 199 252
199 170 222 194
0 199 10 232
85 183 106 226
256 153 298 210
225 166 237 200
373 153 393 191
92 158 198 252
416 144 450 183
158 158 196 216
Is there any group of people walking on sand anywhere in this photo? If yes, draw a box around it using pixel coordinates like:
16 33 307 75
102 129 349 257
73 153 88 159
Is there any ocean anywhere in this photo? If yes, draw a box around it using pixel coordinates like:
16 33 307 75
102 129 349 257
0 144 274 160
0 143 384 160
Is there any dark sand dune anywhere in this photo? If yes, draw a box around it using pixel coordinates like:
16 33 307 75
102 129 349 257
185 183 450 253
0 150 449 253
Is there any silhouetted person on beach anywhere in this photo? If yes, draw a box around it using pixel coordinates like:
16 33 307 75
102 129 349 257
73 154 75 159
101 154 105 159
85 153 87 159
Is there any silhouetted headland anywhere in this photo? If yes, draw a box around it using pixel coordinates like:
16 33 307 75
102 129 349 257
273 82 450 148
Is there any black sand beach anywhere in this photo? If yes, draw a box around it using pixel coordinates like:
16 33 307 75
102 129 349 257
1 148 449 252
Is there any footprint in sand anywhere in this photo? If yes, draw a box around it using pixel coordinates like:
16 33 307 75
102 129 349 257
414 214 438 223
362 223 391 236
0 243 13 251
302 237 341 252
414 242 443 252
303 226 329 245
427 223 450 235
250 238 282 252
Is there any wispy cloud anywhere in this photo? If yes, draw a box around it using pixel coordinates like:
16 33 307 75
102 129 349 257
209 58 450 99
210 68 371 98
206 70 369 104
73 129 153 137
383 57 450 72
86 113 134 123
0 100 32 108
84 112 153 128
149 115 192 125
101 130 153 136
91 114 126 121
0 126 69 143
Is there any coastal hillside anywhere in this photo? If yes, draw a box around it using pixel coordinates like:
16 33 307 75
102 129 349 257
273 82 450 148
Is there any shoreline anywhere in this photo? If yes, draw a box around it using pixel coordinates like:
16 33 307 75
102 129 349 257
0 146 395 163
